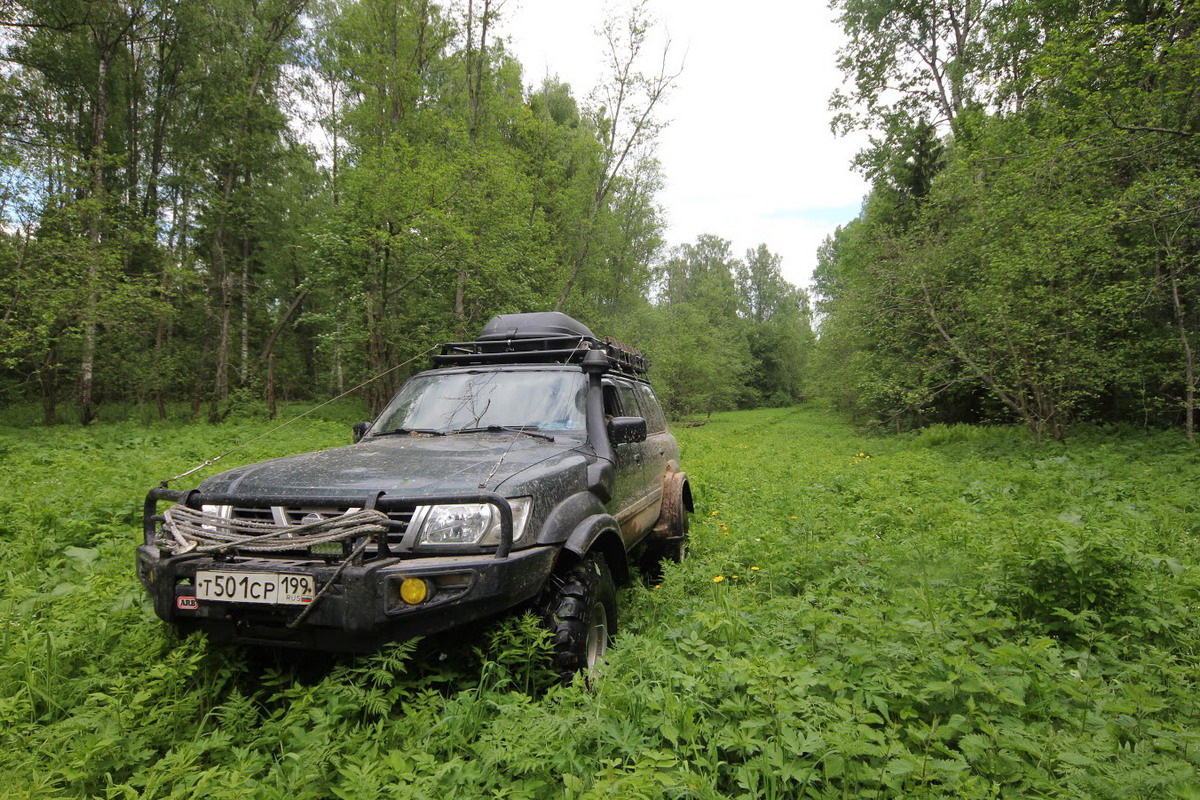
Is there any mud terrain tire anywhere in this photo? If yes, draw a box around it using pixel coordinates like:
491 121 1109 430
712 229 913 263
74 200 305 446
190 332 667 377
542 553 617 679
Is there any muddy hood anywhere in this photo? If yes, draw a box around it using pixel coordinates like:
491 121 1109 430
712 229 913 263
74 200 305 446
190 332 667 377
197 434 586 499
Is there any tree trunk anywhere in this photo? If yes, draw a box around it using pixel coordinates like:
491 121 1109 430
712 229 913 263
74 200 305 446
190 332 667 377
267 353 277 419
334 320 345 397
153 264 170 422
42 339 60 426
1170 273 1196 442
465 0 490 141
239 237 251 386
455 268 467 339
80 31 112 426
259 288 309 364
210 270 234 421
366 289 385 416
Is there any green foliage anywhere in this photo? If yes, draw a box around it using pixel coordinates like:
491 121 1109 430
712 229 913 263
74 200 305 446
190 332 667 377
0 0 808 426
1 0 737 425
3 406 1199 797
998 533 1146 641
617 300 749 418
619 236 814 418
819 0 1200 440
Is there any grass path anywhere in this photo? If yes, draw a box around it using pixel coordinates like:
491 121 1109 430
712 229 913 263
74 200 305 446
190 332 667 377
1 405 1198 797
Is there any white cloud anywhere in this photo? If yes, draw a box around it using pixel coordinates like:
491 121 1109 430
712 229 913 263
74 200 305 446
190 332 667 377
502 0 870 290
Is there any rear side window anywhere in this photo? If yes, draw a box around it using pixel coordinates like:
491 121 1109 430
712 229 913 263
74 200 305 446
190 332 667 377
635 384 668 433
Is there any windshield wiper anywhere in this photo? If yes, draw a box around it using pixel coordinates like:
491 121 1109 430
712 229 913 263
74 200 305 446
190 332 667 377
445 425 555 442
372 427 445 437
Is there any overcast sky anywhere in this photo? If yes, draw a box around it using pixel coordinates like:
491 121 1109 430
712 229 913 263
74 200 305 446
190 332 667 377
501 0 870 290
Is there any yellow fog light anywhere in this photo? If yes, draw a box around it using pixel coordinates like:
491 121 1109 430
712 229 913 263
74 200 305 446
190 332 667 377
400 578 429 605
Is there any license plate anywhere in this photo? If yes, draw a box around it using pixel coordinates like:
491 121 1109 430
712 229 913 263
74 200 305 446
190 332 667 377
195 571 314 605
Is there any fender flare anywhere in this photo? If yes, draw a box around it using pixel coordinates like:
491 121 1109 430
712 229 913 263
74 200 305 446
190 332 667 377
653 470 693 538
561 513 629 585
674 470 694 513
536 491 607 546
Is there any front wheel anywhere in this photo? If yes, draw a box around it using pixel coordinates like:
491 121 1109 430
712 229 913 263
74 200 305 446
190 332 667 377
542 553 617 680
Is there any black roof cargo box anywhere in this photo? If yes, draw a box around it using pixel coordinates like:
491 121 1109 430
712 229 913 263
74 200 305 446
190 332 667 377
477 312 595 342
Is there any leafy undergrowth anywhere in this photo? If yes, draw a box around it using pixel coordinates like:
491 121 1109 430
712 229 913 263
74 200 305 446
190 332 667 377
1 407 1198 798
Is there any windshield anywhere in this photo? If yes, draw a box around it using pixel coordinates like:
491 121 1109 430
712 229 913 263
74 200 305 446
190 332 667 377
372 369 587 434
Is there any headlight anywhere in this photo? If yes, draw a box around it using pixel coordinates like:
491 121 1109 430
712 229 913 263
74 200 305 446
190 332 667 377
199 504 231 532
418 498 531 547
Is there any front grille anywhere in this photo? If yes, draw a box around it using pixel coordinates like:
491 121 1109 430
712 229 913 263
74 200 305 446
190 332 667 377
231 506 274 524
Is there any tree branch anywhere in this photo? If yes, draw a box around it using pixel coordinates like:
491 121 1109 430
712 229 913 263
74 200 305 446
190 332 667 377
1110 122 1194 137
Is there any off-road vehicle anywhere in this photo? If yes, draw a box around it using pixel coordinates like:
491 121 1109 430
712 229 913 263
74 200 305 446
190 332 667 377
139 312 691 675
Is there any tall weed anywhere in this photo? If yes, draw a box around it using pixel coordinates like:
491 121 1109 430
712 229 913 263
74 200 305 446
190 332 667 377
0 408 1197 797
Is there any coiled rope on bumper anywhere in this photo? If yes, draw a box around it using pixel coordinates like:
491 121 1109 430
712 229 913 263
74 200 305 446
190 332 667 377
160 506 391 555
159 505 393 628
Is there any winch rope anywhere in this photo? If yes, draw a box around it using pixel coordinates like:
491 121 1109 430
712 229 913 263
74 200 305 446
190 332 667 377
160 505 391 555
160 505 388 629
162 343 441 487
286 536 371 629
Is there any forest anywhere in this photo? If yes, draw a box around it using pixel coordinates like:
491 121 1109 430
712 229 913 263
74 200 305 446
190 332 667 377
814 0 1200 442
0 0 811 427
2 1 1196 442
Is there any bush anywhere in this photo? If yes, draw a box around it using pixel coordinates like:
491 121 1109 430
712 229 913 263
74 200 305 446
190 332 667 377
997 533 1145 640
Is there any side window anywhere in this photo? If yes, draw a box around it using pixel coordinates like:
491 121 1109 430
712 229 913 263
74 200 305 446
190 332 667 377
636 384 667 433
615 381 640 419
602 382 622 417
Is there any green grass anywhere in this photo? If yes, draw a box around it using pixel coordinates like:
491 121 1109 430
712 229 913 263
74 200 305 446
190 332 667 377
1 405 1198 797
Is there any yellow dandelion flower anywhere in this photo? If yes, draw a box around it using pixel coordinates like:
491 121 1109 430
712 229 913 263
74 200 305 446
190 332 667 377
732 574 739 579
713 575 725 583
710 510 719 516
750 566 760 571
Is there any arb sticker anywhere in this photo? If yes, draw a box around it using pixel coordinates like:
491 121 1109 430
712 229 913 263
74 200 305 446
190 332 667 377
176 596 199 611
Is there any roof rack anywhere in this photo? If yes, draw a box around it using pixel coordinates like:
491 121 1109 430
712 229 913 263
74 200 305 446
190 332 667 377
431 312 649 376
432 335 649 376
601 336 649 376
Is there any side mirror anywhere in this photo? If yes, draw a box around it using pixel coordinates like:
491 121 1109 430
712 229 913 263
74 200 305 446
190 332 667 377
352 422 370 443
608 416 647 444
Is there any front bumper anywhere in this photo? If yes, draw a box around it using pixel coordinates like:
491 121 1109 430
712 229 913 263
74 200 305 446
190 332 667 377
137 543 558 650
138 487 555 651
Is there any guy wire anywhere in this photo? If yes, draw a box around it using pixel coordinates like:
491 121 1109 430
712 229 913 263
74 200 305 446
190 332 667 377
161 343 441 487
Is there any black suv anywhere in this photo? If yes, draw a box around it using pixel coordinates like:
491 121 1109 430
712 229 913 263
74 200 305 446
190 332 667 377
139 312 691 675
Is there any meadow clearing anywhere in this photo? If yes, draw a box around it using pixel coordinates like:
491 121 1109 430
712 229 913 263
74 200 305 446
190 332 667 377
1 404 1197 798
